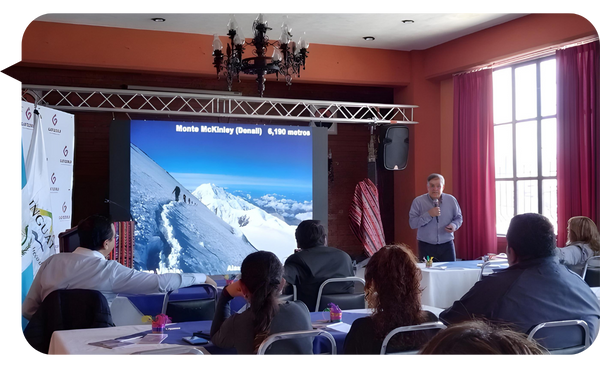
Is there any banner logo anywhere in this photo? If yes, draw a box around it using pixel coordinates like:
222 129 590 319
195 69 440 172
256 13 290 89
26 108 32 120
62 202 67 213
63 146 68 157
52 115 58 126
51 173 56 184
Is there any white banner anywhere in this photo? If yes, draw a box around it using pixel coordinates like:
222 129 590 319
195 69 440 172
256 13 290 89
21 102 74 329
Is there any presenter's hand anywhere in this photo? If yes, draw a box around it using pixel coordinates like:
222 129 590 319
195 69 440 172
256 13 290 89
428 207 441 217
444 224 456 233
226 280 244 298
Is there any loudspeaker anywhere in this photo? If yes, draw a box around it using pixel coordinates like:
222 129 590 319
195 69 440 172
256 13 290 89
381 125 409 170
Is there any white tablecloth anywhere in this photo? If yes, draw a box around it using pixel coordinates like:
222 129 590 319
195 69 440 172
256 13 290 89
418 265 480 309
50 306 443 355
416 259 510 309
49 324 206 355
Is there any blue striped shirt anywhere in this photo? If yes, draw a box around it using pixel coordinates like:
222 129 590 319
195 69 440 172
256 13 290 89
409 193 463 244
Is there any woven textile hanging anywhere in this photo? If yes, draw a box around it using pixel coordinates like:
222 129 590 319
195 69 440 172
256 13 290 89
349 178 386 256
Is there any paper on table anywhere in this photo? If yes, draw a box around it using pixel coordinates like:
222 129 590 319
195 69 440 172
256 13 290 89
311 321 352 333
88 339 136 349
326 322 351 333
137 334 168 344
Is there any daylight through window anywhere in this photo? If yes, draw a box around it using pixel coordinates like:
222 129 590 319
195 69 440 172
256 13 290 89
493 57 557 235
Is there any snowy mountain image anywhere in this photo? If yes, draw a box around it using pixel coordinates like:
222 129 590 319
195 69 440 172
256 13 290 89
193 183 298 262
130 143 257 275
129 120 314 272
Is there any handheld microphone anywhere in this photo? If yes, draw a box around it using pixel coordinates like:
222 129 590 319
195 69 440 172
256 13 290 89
433 198 439 223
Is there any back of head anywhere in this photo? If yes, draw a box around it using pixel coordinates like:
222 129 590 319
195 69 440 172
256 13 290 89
77 215 113 251
295 220 326 249
420 320 545 354
506 213 555 260
240 251 284 352
568 216 600 253
365 244 423 340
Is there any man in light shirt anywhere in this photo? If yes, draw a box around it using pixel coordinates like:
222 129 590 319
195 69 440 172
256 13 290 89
409 173 463 262
22 214 216 321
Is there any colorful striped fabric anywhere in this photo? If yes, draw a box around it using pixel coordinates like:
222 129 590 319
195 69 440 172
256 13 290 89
349 178 386 256
109 221 135 268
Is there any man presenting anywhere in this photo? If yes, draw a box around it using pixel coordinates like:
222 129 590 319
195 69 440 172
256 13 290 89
409 173 463 262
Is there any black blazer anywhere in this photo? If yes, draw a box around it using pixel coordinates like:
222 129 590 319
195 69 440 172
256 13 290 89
283 246 355 310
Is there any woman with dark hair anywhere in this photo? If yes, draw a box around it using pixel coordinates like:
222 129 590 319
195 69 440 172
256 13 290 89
210 251 313 354
344 244 438 354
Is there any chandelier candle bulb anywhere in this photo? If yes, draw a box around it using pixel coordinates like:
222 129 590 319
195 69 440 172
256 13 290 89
227 15 238 31
212 13 309 96
212 34 223 51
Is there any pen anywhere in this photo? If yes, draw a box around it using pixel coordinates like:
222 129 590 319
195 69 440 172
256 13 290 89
166 327 181 330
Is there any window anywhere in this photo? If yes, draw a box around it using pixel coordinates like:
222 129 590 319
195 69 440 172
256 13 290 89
493 57 557 235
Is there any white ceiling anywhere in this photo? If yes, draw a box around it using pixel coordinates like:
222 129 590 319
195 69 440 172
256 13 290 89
34 13 527 51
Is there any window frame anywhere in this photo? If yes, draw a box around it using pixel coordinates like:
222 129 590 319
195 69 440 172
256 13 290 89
493 55 557 236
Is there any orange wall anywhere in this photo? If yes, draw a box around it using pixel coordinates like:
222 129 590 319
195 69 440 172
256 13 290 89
21 21 411 88
17 15 599 254
391 13 598 250
423 13 598 79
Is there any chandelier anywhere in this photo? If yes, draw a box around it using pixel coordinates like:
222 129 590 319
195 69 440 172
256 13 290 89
211 14 309 97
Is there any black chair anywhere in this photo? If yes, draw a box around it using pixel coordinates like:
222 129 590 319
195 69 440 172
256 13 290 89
23 289 115 354
582 255 600 287
161 284 218 322
314 277 366 312
278 284 297 302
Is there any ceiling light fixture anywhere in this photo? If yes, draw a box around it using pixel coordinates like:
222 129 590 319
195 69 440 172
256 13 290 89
212 14 309 97
363 36 375 41
402 19 414 24
151 18 166 22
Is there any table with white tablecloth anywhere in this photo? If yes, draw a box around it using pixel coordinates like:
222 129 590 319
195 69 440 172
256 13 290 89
417 259 509 309
49 306 443 355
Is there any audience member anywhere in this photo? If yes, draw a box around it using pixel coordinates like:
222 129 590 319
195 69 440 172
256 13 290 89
556 216 600 276
210 251 313 354
344 244 438 354
420 320 546 354
439 213 600 348
22 214 215 320
283 220 354 311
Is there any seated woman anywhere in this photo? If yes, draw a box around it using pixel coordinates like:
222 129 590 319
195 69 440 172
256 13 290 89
344 244 438 354
556 216 600 276
210 251 313 354
419 320 545 354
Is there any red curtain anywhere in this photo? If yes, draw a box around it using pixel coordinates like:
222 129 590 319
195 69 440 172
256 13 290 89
452 69 497 260
556 42 599 247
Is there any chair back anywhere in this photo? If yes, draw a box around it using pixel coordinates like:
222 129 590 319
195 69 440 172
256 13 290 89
24 289 114 354
278 284 297 302
478 260 492 281
527 319 590 354
257 330 336 355
314 277 366 312
380 322 447 355
582 255 600 287
162 284 217 322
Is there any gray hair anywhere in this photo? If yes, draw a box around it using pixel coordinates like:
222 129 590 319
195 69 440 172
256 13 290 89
427 173 445 186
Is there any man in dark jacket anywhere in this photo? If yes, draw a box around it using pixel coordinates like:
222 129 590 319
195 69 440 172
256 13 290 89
283 220 355 311
439 213 600 348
